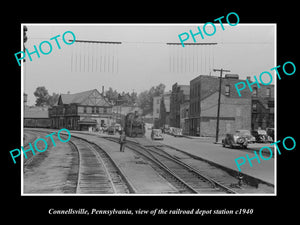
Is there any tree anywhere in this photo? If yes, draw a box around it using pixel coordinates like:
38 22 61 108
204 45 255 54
130 91 138 105
138 90 152 115
137 83 166 115
34 86 50 106
33 86 59 107
105 87 119 104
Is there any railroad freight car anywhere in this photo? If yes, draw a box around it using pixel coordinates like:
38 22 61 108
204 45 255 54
24 118 51 128
124 112 145 137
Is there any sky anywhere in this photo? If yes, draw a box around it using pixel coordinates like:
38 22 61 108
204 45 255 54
22 24 275 106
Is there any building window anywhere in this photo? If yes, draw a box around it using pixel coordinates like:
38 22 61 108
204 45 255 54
253 87 258 97
266 87 271 97
225 85 230 96
92 107 95 113
86 107 92 113
96 107 99 113
83 107 86 113
252 103 257 112
103 108 107 114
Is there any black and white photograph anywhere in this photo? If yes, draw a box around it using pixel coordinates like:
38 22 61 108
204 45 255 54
21 23 276 195
4 5 298 220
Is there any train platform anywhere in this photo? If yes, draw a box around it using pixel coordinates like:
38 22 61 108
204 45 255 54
153 135 275 187
69 132 178 194
71 130 275 187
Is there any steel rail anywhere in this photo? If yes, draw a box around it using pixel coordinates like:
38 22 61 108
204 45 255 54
103 137 215 194
103 136 236 194
126 142 199 194
150 146 237 194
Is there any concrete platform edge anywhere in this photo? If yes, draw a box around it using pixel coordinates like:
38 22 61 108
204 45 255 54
165 144 275 188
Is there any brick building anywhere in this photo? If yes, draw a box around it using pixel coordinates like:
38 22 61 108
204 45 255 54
49 89 113 131
189 74 252 137
153 96 161 120
180 102 189 134
159 91 171 127
251 84 274 130
170 83 190 128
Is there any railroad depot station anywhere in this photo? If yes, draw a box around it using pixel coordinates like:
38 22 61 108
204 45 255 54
24 88 142 131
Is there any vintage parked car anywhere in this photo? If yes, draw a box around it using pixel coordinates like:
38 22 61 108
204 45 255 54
171 128 183 137
222 131 248 149
107 126 116 135
235 129 256 143
114 123 122 134
266 128 274 140
251 129 273 143
151 129 164 140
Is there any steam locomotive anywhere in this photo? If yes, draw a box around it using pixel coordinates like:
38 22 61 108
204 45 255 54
124 112 145 137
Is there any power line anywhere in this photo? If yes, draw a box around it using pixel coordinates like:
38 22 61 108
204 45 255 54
69 39 122 44
166 42 218 45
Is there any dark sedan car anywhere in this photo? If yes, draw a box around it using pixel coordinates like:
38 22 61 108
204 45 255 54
151 129 164 140
222 131 248 149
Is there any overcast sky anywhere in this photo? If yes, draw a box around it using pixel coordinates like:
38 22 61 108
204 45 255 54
23 24 275 106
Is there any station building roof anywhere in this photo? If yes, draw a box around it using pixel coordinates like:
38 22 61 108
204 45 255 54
56 89 111 107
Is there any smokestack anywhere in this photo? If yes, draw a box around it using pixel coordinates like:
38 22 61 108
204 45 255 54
102 86 105 96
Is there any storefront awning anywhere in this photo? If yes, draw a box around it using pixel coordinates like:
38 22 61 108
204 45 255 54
78 118 97 125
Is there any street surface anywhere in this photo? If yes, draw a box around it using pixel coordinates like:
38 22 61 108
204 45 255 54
143 129 275 185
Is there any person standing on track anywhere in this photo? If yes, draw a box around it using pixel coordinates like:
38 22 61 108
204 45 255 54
119 130 126 152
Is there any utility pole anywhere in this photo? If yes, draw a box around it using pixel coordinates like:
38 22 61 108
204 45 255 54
213 68 230 143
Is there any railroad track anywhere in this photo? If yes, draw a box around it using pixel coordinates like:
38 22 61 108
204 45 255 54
103 137 236 194
71 137 132 194
24 129 134 194
149 146 238 194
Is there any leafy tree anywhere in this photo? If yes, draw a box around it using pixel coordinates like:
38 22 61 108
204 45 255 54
34 86 50 106
130 91 138 105
138 83 166 115
33 86 59 107
105 87 119 103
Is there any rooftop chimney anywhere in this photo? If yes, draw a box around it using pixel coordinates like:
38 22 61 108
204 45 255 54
102 86 105 96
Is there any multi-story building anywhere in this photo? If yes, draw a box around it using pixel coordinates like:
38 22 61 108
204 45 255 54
170 83 190 128
251 84 274 130
49 89 113 131
180 102 189 134
159 91 171 127
189 74 252 137
153 96 161 120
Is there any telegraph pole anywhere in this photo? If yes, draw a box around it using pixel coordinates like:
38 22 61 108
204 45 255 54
213 68 230 143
